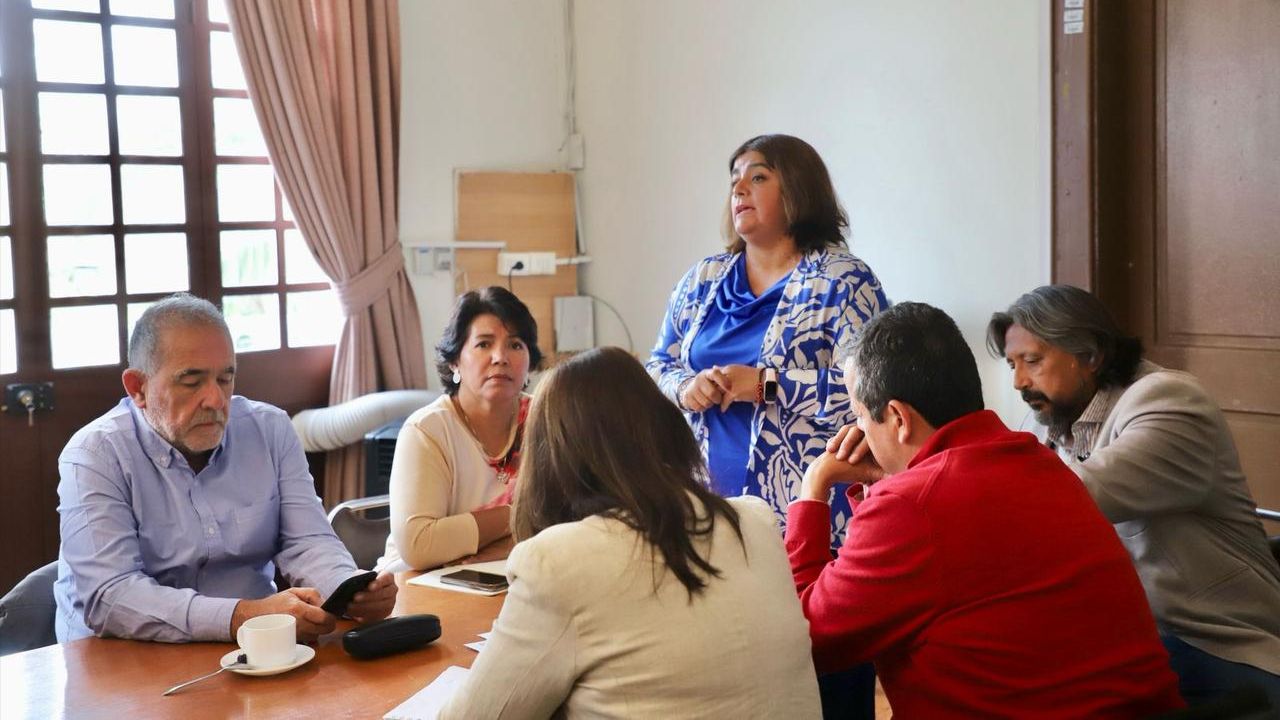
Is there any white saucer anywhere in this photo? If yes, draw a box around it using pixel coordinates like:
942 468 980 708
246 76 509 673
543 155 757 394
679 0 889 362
219 645 316 676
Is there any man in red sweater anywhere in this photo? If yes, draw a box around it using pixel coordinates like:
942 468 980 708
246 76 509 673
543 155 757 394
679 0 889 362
787 302 1183 719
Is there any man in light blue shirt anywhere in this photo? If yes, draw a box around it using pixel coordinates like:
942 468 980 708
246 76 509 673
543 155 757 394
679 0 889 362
55 294 397 643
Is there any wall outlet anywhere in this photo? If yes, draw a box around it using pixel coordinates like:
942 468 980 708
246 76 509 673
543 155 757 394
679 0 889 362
497 252 557 276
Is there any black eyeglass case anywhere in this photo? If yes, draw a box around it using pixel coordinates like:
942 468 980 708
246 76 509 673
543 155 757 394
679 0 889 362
342 614 442 660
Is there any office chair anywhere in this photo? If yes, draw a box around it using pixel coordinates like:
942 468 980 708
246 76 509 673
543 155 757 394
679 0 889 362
1258 508 1280 565
328 495 392 571
0 561 59 656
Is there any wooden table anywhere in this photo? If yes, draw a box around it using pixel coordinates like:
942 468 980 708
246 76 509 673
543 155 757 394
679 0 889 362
0 544 511 720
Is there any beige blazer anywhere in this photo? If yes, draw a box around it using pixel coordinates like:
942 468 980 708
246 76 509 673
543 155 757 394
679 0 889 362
439 496 822 719
1033 361 1280 674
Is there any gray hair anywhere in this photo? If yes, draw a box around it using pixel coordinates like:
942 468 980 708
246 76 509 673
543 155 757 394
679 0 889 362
986 285 1143 388
128 293 232 375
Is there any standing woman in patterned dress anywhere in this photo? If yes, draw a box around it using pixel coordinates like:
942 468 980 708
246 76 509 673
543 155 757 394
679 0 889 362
647 134 889 719
647 134 889 546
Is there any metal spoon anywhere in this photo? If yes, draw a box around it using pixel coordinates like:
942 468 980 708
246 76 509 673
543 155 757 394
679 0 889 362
162 653 248 696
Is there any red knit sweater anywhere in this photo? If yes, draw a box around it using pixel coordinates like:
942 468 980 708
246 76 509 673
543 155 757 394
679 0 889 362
786 410 1184 719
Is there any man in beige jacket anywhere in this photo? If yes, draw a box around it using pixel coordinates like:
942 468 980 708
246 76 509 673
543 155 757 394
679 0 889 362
988 285 1280 708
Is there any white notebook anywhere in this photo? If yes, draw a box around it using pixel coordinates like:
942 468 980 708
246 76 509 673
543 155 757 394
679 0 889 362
384 665 470 720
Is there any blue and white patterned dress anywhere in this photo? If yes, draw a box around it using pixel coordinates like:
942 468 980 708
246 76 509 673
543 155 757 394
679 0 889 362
647 247 889 546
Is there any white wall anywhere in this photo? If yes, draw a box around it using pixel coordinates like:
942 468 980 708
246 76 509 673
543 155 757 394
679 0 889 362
398 0 567 388
572 0 1051 423
398 1 1051 422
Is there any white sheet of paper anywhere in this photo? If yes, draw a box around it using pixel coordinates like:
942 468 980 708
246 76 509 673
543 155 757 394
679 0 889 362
383 665 470 720
464 640 486 652
407 560 508 596
477 632 492 640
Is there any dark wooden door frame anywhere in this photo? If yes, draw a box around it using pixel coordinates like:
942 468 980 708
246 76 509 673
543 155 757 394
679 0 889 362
1051 0 1158 337
1051 0 1098 292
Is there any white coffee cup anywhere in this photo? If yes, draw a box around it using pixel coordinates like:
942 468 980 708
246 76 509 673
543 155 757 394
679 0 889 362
236 614 297 668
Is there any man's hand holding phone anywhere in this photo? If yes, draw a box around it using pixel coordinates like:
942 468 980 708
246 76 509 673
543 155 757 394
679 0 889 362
346 572 397 624
322 571 397 624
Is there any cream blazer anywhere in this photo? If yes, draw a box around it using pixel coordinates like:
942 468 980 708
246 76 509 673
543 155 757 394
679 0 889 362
439 495 821 719
1033 361 1280 674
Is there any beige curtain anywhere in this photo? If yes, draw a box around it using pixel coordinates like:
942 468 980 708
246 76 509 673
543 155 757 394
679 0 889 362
227 0 427 506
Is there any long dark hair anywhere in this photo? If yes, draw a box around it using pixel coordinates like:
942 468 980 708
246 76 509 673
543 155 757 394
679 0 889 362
435 286 544 395
512 347 743 598
721 134 850 254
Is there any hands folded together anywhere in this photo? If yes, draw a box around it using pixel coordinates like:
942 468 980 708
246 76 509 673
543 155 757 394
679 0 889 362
800 423 886 503
681 364 761 412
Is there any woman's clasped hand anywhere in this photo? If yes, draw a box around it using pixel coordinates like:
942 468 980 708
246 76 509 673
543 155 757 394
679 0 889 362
680 364 760 412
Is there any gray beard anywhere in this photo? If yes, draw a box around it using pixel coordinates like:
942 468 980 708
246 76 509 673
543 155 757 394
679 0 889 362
1038 399 1089 440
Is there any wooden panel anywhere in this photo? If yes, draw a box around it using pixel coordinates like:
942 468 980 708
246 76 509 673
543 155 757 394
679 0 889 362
1094 0 1156 335
1160 1 1280 347
455 172 576 254
1145 0 1280 520
1226 412 1280 534
1155 345 1280 417
235 346 334 417
1051 0 1097 290
454 172 578 354
0 412 50 595
0 367 127 595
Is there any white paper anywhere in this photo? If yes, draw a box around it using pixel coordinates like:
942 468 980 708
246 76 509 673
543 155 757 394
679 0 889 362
407 560 509 596
384 665 470 720
477 632 492 640
464 640 486 652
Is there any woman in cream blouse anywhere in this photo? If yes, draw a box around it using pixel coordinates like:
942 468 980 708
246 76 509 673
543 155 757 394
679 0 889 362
439 348 820 719
377 287 542 572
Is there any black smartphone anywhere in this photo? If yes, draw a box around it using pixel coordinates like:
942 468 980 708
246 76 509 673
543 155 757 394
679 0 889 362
439 569 508 592
322 570 378 616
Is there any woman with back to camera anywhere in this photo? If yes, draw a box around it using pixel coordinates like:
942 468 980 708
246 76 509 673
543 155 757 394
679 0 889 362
648 134 889 544
376 286 542 572
438 347 821 719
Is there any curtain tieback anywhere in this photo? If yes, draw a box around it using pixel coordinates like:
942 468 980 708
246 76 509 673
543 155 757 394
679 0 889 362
332 245 406 317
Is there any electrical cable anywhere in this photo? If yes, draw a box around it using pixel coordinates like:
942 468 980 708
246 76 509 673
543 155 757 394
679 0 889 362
507 261 524 292
582 292 633 354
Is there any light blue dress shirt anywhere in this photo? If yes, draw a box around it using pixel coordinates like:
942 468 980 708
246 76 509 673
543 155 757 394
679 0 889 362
54 396 358 643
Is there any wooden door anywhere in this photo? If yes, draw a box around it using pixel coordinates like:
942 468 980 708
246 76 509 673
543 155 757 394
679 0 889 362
1054 0 1280 530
